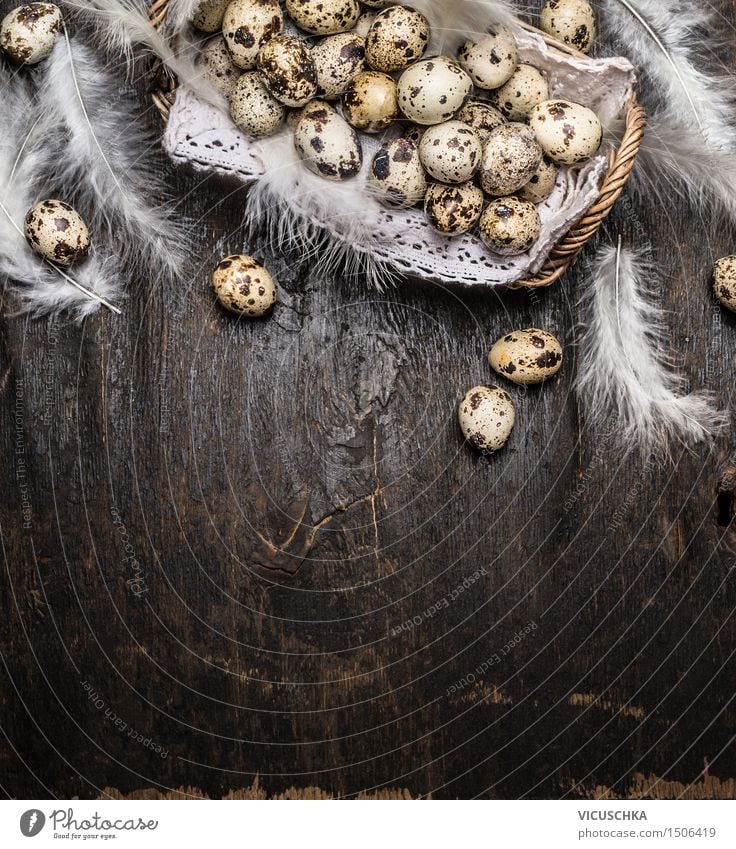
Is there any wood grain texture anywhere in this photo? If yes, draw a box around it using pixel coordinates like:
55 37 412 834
0 0 735 801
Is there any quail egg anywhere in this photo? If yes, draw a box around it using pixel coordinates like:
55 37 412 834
457 25 518 91
479 124 543 197
24 199 90 266
489 329 563 385
397 56 473 126
365 5 430 73
229 72 287 138
488 64 550 121
540 0 596 55
529 99 602 165
223 0 283 69
342 70 398 133
257 35 318 107
311 33 365 99
479 197 541 256
517 156 558 204
285 0 360 35
199 36 242 96
213 255 277 317
368 138 427 209
192 0 229 32
713 257 736 313
0 3 62 65
424 182 484 236
286 98 329 130
294 101 363 180
418 121 482 184
456 101 506 143
360 0 388 6
458 386 516 453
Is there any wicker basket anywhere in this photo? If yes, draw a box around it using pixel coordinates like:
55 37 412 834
146 3 646 289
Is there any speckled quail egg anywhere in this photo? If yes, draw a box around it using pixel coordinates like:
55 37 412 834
360 0 388 6
529 99 602 165
285 0 359 35
294 101 363 180
479 197 541 256
257 35 317 107
456 101 506 144
24 199 90 266
479 124 543 197
489 329 563 385
424 182 484 236
192 0 229 32
457 25 518 91
419 121 482 184
713 257 736 313
368 138 427 209
342 70 398 132
517 156 558 204
0 3 62 65
229 72 287 138
540 0 596 54
488 64 550 122
458 386 516 453
397 56 473 126
365 5 429 73
286 98 329 130
199 36 242 95
311 33 365 99
223 0 283 70
213 254 277 317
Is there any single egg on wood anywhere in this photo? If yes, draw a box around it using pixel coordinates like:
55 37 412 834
24 199 90 266
489 329 563 385
212 255 277 317
458 386 516 453
0 3 63 65
540 0 596 55
713 257 736 313
479 197 541 256
528 99 602 165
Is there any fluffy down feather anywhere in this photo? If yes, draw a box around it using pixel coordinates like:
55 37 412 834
33 35 190 285
0 65 121 318
411 0 520 53
577 241 726 458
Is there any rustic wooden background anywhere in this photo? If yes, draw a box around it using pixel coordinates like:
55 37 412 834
1 0 735 800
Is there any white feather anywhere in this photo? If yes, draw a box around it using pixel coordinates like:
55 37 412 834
410 0 521 53
577 241 727 457
0 68 121 319
33 35 190 284
601 0 736 149
245 132 395 289
62 0 225 111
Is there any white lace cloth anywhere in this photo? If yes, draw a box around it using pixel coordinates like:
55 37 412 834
164 28 635 286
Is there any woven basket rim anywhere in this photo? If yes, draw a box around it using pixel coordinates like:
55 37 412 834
146 4 646 290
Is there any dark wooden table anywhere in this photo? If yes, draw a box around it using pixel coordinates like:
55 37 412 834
1 0 735 800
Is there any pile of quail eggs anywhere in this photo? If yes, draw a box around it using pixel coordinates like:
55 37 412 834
196 0 602 257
